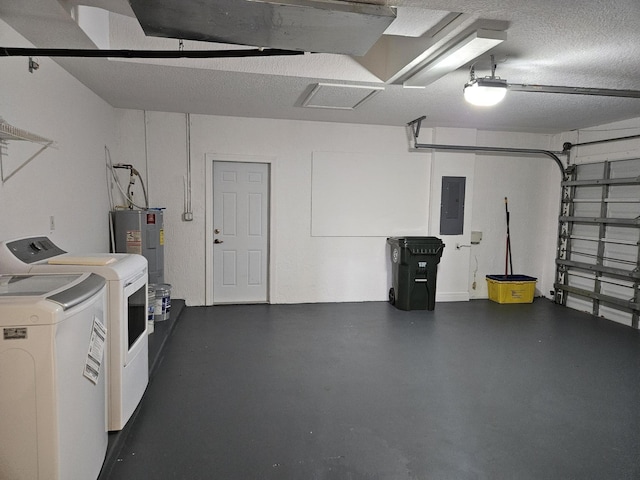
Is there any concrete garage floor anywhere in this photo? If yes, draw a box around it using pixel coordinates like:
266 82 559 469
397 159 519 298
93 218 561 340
102 300 640 480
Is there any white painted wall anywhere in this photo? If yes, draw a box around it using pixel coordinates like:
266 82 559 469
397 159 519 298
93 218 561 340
470 130 561 300
115 110 560 307
430 127 477 302
115 111 435 305
0 20 115 253
557 118 640 164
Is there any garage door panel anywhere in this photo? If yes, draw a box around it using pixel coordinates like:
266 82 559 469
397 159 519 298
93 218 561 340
555 157 640 328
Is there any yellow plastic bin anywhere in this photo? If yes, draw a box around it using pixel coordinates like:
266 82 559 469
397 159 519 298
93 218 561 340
486 275 537 304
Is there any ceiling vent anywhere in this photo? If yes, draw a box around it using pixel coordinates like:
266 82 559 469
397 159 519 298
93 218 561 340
128 0 396 56
301 83 384 110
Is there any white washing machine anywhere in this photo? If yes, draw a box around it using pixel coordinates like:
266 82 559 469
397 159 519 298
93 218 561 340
0 236 149 431
0 272 108 480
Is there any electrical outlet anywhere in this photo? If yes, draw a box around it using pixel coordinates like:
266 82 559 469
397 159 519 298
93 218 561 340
49 216 55 230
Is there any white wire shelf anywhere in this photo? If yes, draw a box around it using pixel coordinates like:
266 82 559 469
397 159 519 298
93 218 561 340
0 119 55 183
0 121 53 145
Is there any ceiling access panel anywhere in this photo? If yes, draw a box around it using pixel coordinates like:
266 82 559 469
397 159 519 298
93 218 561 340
127 0 396 56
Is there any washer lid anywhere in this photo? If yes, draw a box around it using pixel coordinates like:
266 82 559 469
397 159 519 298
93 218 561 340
47 274 105 310
0 273 105 311
0 274 83 296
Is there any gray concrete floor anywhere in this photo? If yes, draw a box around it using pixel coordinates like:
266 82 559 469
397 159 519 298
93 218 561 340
102 300 640 480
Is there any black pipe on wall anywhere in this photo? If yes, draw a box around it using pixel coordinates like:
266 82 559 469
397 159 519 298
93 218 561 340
0 47 306 59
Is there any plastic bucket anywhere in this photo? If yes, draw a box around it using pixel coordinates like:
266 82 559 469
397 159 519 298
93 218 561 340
152 283 172 322
147 284 156 333
147 285 156 321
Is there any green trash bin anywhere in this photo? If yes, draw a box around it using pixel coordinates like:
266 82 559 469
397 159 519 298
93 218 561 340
387 236 445 311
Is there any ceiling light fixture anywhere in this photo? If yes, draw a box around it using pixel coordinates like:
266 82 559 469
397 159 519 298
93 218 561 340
464 56 508 106
403 29 506 88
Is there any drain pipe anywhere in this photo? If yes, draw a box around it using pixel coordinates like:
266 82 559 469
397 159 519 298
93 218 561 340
183 113 193 222
407 116 568 178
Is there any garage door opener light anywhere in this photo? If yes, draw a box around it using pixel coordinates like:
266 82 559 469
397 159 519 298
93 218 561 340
463 56 507 106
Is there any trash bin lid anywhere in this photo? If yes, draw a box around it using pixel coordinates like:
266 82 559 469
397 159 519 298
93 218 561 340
387 236 444 246
387 236 444 255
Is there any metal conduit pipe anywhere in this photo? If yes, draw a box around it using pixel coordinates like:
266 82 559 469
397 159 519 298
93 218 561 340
563 133 640 151
407 117 567 178
183 113 193 221
413 142 567 177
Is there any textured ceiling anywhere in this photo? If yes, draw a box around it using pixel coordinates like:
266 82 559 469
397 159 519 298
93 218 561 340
1 0 640 133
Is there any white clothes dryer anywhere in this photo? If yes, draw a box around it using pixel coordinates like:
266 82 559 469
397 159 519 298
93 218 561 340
0 273 108 480
0 236 149 431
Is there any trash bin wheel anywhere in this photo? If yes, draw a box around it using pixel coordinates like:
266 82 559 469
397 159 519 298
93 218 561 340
388 287 396 305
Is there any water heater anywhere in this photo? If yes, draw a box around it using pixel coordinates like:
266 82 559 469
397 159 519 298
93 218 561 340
111 209 164 284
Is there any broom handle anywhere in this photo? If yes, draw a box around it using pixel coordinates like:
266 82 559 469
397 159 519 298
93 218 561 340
505 197 513 276
507 231 513 275
505 236 509 277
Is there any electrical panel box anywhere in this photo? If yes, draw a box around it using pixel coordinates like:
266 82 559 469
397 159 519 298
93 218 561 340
111 209 164 284
440 176 466 235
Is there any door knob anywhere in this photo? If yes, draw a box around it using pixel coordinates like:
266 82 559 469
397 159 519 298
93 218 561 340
214 239 223 244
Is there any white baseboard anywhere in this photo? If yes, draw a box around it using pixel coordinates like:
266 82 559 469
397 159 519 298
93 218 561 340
436 292 470 302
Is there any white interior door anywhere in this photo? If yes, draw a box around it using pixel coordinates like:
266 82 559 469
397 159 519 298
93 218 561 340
213 161 269 303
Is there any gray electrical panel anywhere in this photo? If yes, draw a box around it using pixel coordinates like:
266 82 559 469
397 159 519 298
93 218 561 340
111 209 164 284
440 176 466 235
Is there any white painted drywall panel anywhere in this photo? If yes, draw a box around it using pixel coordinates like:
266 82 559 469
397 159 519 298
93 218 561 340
540 165 563 299
73 6 110 49
197 118 431 305
558 118 640 165
311 151 429 237
429 127 476 302
471 130 560 300
115 109 564 307
137 111 204 306
116 114 432 305
0 20 115 253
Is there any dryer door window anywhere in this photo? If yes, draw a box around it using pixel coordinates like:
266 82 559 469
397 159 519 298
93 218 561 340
127 284 146 350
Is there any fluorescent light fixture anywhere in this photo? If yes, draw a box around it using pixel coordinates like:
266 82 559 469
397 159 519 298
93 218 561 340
403 29 506 88
464 77 508 106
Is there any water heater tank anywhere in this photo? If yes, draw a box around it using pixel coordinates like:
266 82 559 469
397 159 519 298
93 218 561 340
111 209 164 284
